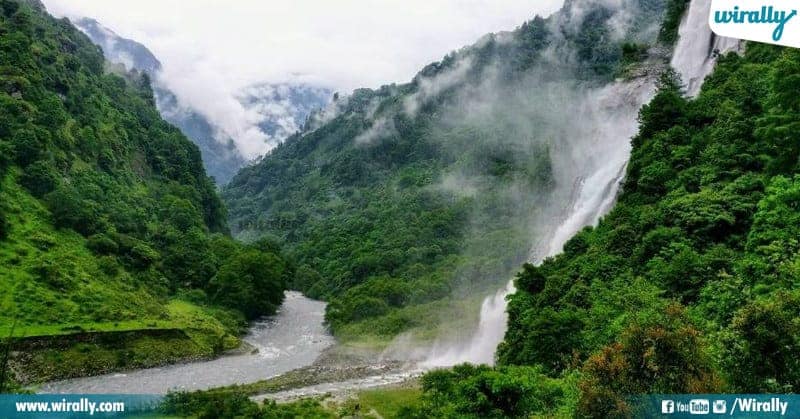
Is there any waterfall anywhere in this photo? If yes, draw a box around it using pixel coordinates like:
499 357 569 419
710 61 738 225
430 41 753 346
422 74 658 367
670 0 741 96
423 0 739 368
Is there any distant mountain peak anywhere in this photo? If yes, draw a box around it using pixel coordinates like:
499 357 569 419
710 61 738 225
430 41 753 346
71 17 331 185
74 18 162 74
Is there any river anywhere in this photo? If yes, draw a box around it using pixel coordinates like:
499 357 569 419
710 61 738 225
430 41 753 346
42 0 734 399
41 292 335 394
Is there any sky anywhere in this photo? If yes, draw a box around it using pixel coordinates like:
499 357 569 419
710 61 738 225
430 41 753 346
41 0 564 157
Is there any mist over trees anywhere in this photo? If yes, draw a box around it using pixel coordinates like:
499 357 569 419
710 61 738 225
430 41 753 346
223 0 670 341
6 0 800 416
402 43 800 418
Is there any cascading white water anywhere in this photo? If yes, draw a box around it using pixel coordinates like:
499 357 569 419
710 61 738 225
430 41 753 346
422 281 515 366
670 0 741 96
422 73 659 367
423 0 740 368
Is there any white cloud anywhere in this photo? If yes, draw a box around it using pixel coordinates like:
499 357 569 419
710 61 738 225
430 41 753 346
404 56 474 117
354 117 396 144
42 0 564 156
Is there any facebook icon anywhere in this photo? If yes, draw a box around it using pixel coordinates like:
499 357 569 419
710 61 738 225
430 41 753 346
662 400 675 414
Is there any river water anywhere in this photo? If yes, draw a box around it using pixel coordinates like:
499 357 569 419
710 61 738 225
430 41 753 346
41 292 335 394
42 0 737 400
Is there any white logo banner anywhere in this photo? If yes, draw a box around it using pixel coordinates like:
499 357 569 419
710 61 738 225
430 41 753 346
710 0 800 47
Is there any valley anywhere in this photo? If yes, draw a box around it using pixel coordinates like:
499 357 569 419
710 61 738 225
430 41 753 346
4 0 800 417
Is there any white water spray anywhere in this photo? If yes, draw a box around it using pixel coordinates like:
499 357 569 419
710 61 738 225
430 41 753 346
423 0 741 367
670 0 742 96
422 72 659 367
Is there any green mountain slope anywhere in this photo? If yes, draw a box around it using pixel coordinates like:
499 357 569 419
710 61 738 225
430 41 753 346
0 0 288 385
403 43 800 418
223 0 669 341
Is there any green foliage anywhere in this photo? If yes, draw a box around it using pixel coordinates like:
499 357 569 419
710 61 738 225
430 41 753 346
46 184 103 235
210 250 288 320
223 0 669 338
160 391 336 419
493 42 800 416
0 217 6 241
0 200 7 240
576 305 721 418
19 160 56 197
9 128 45 167
659 0 689 44
721 291 800 392
399 364 575 418
745 176 800 272
756 49 800 174
0 0 290 379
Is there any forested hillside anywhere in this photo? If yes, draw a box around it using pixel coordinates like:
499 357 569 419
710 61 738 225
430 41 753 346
401 42 800 418
0 0 289 385
223 0 669 341
72 17 247 185
74 17 333 186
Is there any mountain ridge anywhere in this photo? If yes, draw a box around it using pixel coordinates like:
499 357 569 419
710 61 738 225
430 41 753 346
223 0 671 342
0 0 289 386
71 17 332 185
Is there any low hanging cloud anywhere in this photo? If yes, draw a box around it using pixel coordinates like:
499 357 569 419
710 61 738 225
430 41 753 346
354 117 397 144
41 0 564 158
403 56 474 117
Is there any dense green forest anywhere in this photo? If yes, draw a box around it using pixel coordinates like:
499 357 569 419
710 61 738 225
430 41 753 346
7 0 800 417
0 0 289 385
223 0 669 341
167 17 800 419
395 41 800 418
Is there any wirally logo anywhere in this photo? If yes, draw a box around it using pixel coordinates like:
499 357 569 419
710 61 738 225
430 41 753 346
710 0 800 48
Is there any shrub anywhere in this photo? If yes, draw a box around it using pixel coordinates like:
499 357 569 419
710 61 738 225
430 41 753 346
47 186 103 236
209 250 287 320
10 128 43 167
20 159 57 197
721 292 800 392
0 204 7 240
402 364 569 418
577 304 722 418
86 233 119 255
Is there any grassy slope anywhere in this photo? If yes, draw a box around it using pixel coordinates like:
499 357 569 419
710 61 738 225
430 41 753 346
0 170 237 384
352 388 424 418
0 0 274 385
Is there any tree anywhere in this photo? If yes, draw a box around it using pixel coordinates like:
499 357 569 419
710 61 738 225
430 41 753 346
46 184 102 235
0 141 12 174
722 292 800 392
159 227 217 289
634 69 686 142
402 364 567 418
209 250 287 320
745 176 800 270
498 307 585 373
659 0 690 44
20 159 57 197
756 49 800 173
645 242 705 302
0 206 7 240
10 128 43 167
160 195 205 232
577 305 721 418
